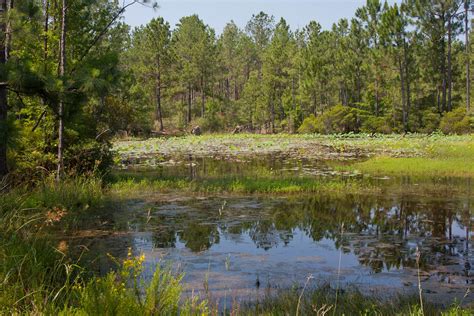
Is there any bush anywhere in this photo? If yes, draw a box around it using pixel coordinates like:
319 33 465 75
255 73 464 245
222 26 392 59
195 99 226 132
439 107 472 134
297 114 318 133
419 110 441 134
361 116 392 134
195 114 225 133
299 105 366 134
65 141 114 176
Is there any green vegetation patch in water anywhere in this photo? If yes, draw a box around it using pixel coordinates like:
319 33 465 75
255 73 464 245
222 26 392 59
110 176 373 195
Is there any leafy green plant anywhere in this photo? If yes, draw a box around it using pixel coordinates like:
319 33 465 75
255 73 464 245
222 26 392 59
439 108 472 135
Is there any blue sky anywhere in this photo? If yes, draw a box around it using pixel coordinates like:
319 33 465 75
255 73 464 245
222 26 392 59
124 0 401 33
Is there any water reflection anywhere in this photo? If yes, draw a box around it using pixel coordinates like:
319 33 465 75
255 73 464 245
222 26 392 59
80 154 474 305
120 154 341 180
69 191 473 306
131 195 471 272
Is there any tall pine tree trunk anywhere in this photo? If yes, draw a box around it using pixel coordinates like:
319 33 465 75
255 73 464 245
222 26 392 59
404 37 411 131
201 77 205 117
156 73 163 131
43 0 49 72
375 77 379 116
187 86 192 124
447 18 453 112
399 55 407 132
0 0 9 177
57 0 66 181
441 35 447 112
466 0 471 112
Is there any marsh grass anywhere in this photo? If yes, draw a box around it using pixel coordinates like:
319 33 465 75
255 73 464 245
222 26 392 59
346 156 474 178
0 177 104 313
325 134 474 178
114 133 474 157
245 285 472 316
109 173 474 198
109 175 375 195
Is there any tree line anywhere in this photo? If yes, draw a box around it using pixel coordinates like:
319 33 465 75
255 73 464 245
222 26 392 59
0 0 473 179
124 0 473 136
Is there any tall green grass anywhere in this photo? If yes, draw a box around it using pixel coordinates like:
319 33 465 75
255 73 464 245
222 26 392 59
345 140 474 177
348 156 474 178
0 177 104 313
110 176 375 195
247 285 472 316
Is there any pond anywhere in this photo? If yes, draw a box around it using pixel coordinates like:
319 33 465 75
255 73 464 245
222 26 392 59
69 155 473 307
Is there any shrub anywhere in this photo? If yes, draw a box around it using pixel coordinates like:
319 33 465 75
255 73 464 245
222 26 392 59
65 140 114 176
195 113 225 133
439 107 472 134
306 105 367 134
419 110 441 134
361 116 392 134
195 99 226 132
297 114 318 133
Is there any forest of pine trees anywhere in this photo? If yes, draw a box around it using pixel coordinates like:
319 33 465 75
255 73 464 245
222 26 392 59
0 0 473 178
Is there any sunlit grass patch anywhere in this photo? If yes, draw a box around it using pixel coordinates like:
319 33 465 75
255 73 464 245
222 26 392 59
0 177 104 215
348 156 474 178
109 175 377 195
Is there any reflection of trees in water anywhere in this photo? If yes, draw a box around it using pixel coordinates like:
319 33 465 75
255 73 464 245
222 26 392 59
152 227 176 248
246 220 294 250
178 223 220 252
144 193 472 273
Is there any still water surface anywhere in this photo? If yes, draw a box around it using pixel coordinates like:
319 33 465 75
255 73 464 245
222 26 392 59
74 156 473 306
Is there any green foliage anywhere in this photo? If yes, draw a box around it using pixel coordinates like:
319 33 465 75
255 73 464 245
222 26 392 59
65 140 114 176
297 114 319 133
195 99 226 132
361 116 392 134
249 285 471 316
419 109 441 134
439 107 472 135
67 257 186 315
0 177 102 313
313 105 364 134
4 0 474 181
